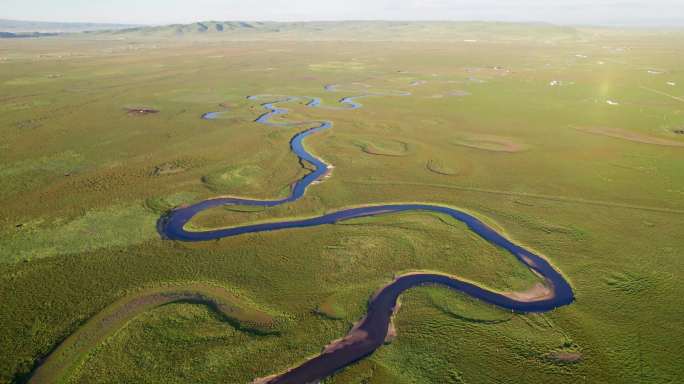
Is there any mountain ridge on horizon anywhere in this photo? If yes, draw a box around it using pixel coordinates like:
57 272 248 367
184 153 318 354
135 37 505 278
2 19 682 41
0 18 141 33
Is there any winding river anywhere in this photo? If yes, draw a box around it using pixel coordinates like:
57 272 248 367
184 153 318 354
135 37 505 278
158 85 574 383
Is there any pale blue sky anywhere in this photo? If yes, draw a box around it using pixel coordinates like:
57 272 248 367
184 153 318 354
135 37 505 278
3 0 683 26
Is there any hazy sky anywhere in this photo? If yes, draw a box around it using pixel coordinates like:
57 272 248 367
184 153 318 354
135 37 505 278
3 0 683 26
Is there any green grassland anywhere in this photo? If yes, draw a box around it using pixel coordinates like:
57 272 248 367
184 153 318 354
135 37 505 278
1 23 683 383
29 283 284 384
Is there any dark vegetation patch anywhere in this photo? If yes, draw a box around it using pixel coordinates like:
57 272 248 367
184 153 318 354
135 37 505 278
14 118 44 130
68 167 147 193
477 206 586 241
149 159 198 177
426 159 457 176
574 126 684 147
315 295 347 320
604 272 653 295
452 133 528 152
673 129 684 135
352 137 410 156
126 107 159 116
425 287 512 324
144 193 197 214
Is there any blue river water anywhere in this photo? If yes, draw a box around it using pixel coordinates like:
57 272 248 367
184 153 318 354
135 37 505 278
201 111 223 120
157 85 574 384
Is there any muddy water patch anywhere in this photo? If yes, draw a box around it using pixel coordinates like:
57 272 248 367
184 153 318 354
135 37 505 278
548 351 583 364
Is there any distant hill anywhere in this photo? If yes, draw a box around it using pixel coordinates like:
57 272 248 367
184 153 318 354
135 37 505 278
0 31 59 38
0 19 140 33
88 20 582 41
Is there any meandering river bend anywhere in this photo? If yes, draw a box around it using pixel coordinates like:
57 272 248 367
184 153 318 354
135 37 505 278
159 85 574 384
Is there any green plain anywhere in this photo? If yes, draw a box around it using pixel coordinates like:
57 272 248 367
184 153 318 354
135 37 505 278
1 23 683 383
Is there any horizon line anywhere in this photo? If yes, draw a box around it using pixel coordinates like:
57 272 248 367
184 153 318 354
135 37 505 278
2 17 683 29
